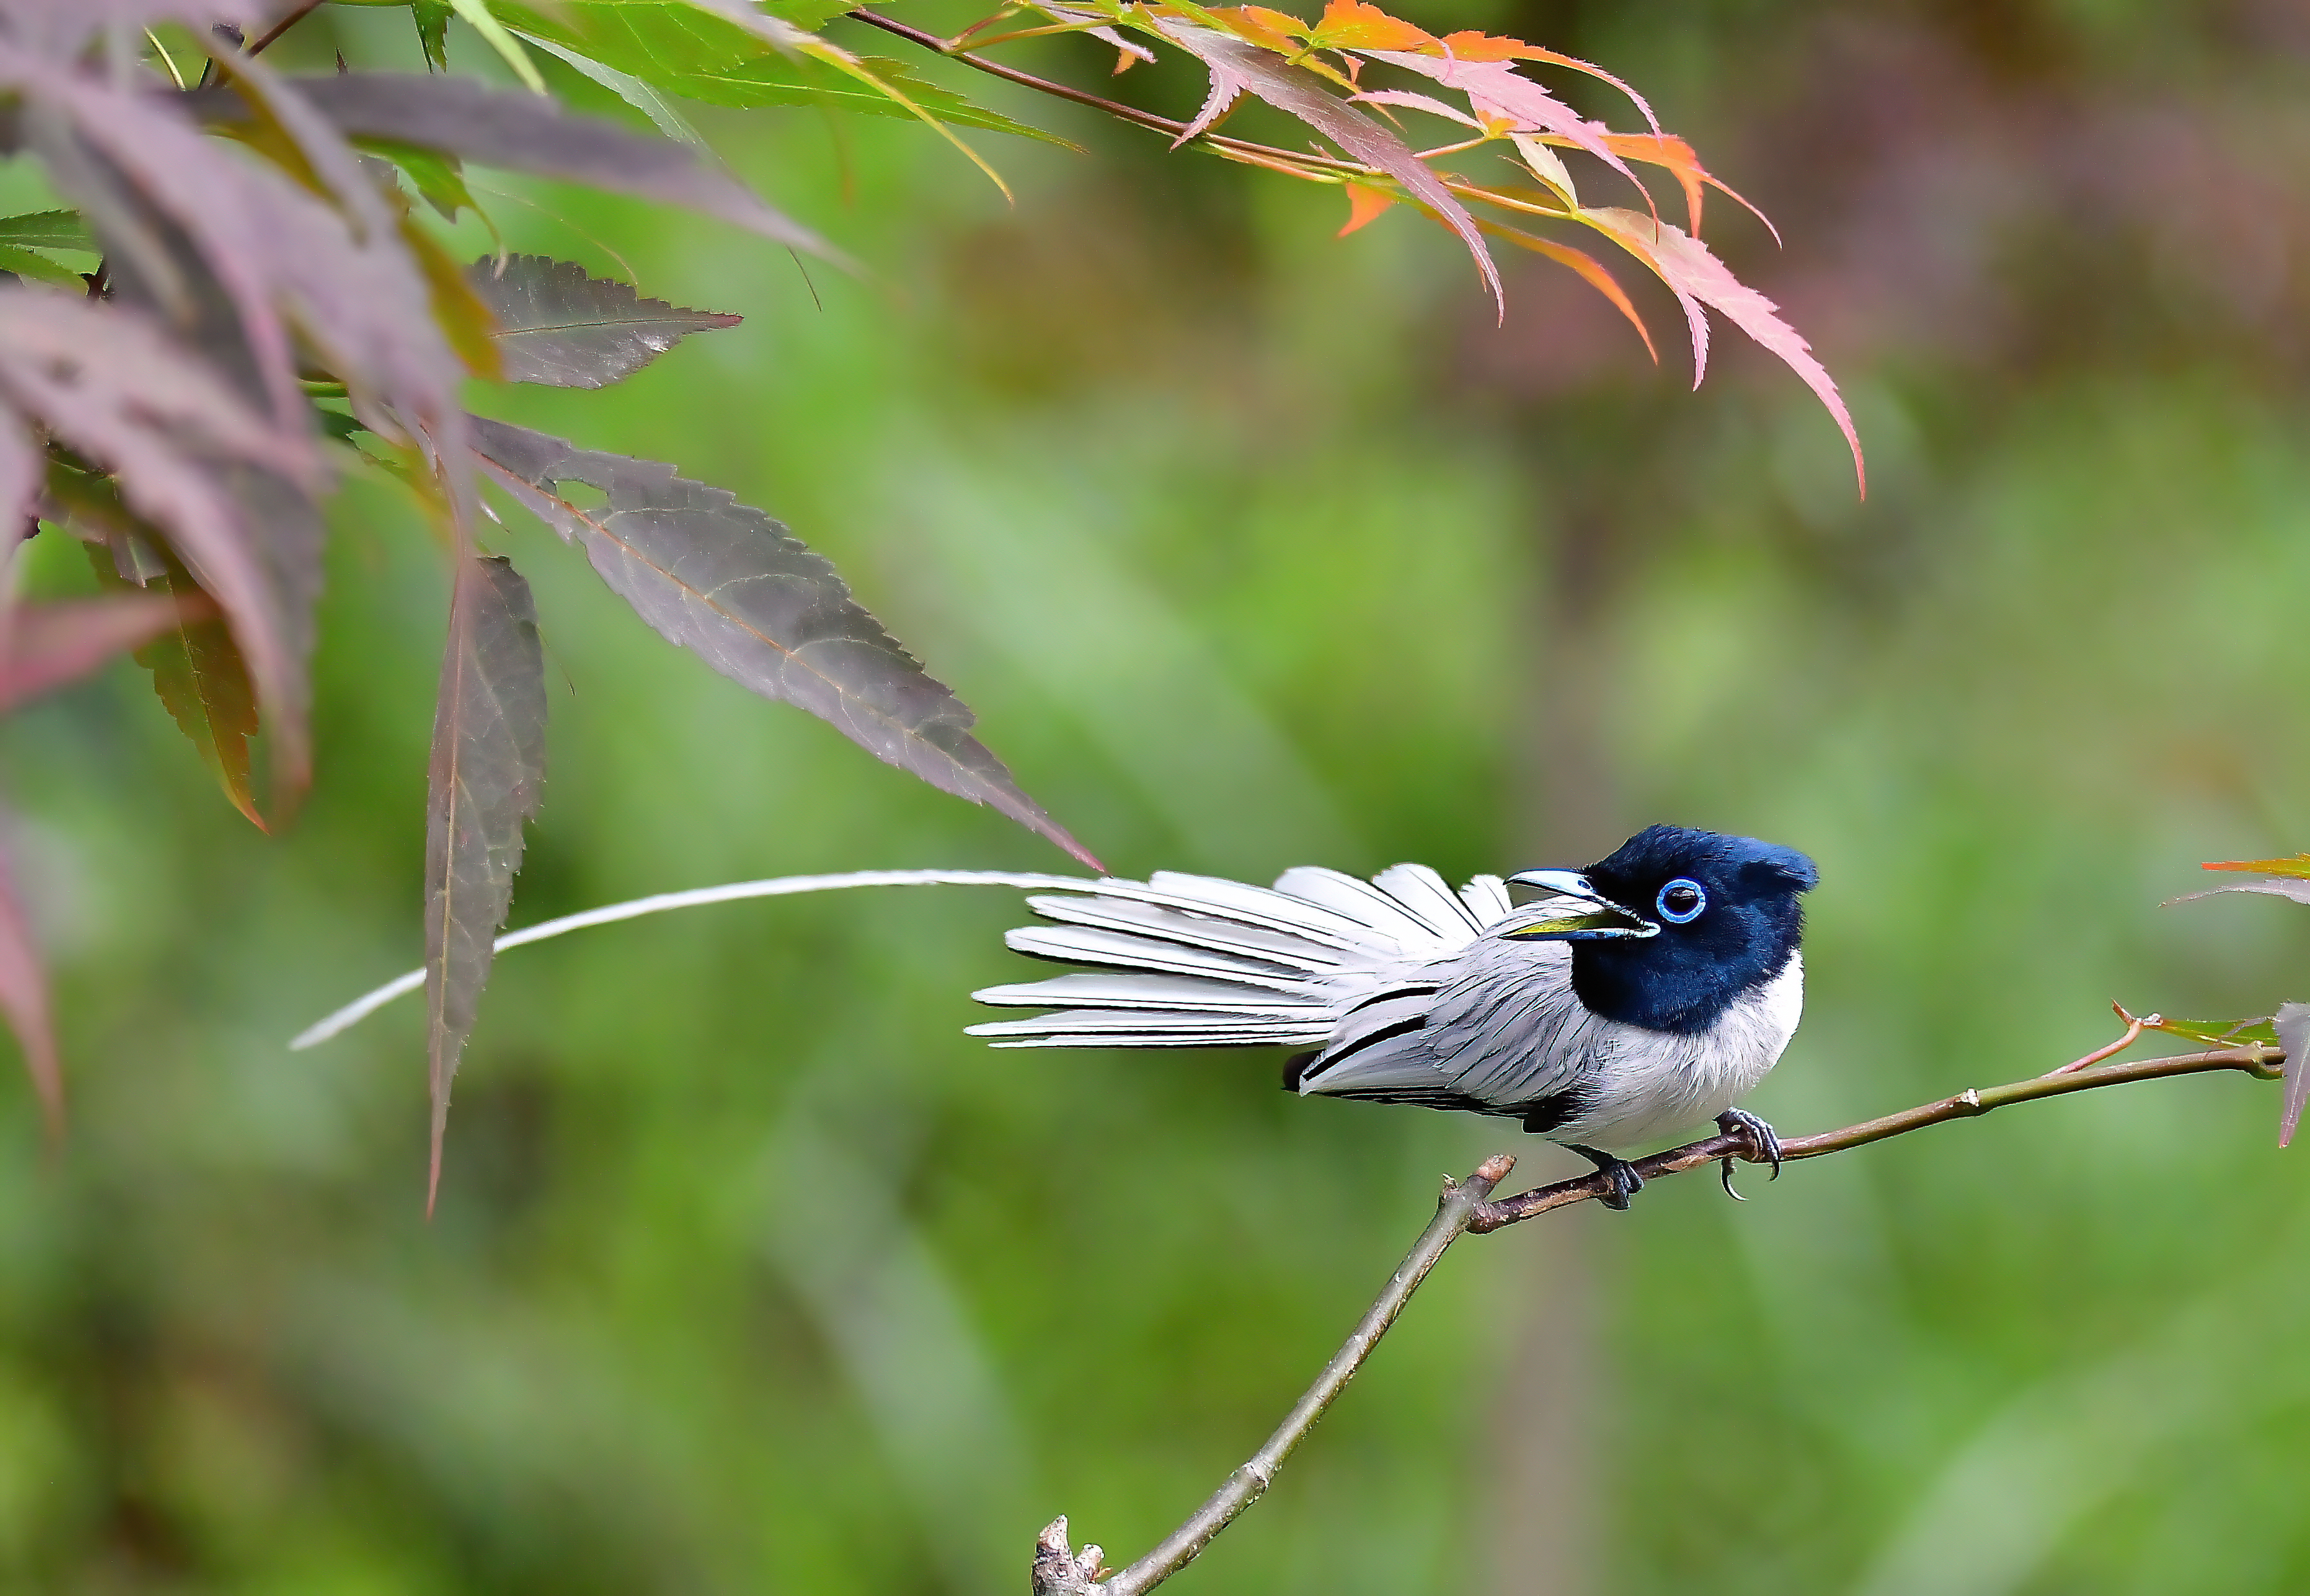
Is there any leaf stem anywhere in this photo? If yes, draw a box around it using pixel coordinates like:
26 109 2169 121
246 0 325 57
846 8 1366 176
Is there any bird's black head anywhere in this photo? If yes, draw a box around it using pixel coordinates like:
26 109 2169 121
1563 825 1817 1035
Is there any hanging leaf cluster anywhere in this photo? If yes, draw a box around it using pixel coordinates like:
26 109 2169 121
0 0 1859 1199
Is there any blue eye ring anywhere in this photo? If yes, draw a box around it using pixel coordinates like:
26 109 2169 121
1655 878 1706 924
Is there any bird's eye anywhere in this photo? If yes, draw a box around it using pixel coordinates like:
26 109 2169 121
1655 879 1706 924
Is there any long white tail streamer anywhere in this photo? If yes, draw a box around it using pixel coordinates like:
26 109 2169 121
288 870 1097 1052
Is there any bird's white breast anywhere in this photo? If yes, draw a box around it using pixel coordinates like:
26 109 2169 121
1553 953 1805 1151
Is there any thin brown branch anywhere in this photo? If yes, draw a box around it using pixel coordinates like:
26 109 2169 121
1029 1039 2284 1592
247 0 325 58
1033 1152 1519 1596
2044 1002 2155 1076
1471 1045 2279 1230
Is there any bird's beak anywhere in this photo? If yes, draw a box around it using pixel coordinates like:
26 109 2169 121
1499 869 1657 940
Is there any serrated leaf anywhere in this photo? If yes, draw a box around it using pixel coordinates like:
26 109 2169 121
1145 21 1502 317
415 0 454 70
1484 222 1656 361
0 245 85 286
1367 50 1653 221
424 551 547 1212
1577 206 1865 496
83 539 267 830
1596 132 1777 241
194 72 836 258
0 828 61 1137
1336 181 1393 236
0 210 95 254
0 591 200 710
495 2 1070 144
466 254 737 387
1305 0 1434 52
491 0 868 74
467 416 1099 868
517 30 708 146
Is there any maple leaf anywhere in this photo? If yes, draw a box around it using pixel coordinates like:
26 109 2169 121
1579 207 1864 495
1307 0 1434 52
1336 181 1395 236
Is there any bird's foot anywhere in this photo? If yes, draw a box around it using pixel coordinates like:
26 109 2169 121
1715 1109 1784 1200
1567 1145 1646 1211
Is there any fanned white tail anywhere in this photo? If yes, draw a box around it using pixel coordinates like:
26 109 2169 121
968 865 1515 1049
288 864 1517 1054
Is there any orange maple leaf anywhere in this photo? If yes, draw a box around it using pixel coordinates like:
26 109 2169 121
1599 132 1779 241
1336 180 1396 235
1308 0 1435 52
1207 5 1305 53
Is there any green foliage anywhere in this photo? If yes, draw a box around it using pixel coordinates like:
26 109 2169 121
4 3 2308 1594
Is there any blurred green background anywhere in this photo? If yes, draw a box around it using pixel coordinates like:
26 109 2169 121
10 1 2310 1590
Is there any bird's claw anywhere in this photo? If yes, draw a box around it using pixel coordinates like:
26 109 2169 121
1715 1109 1784 1200
1568 1144 1646 1211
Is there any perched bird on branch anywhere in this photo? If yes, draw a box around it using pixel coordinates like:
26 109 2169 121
970 825 1817 1208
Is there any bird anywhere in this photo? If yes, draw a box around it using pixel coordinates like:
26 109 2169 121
968 824 1818 1208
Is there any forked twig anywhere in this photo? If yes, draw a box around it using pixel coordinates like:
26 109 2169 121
1030 1041 2284 1593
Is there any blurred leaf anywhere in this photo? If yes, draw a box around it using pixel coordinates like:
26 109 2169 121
414 0 453 70
190 72 838 258
1578 206 1866 496
0 281 325 797
405 223 505 379
465 254 737 387
83 540 267 830
446 0 550 94
0 826 60 1136
1336 181 1393 237
3 0 272 58
516 30 708 146
1144 21 1502 316
1302 0 1434 52
2278 1003 2310 1148
0 210 94 254
19 48 464 544
0 591 203 711
490 0 869 76
424 551 548 1213
2144 1014 2282 1049
361 139 482 221
467 416 1101 868
0 210 96 254
0 209 96 286
503 5 1069 144
2203 854 2310 878
0 244 85 285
